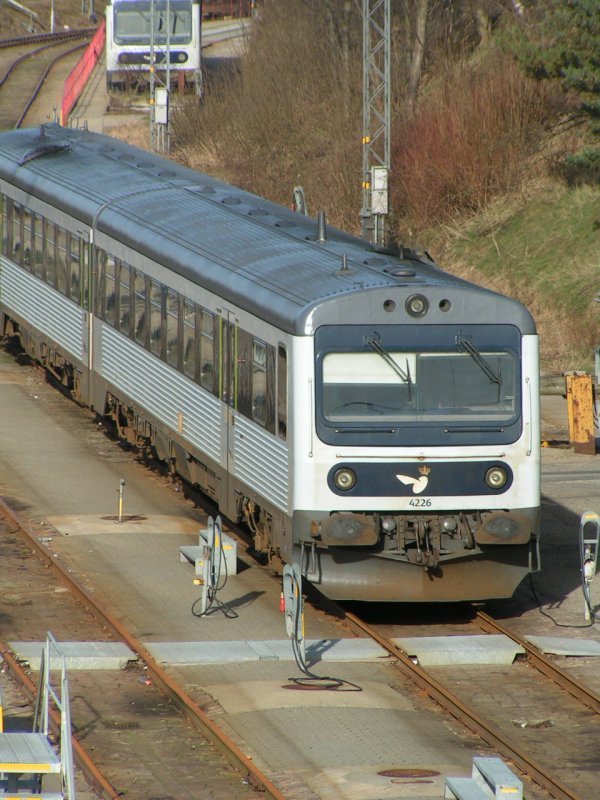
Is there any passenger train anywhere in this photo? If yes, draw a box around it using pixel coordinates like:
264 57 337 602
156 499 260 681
105 0 202 92
0 126 541 602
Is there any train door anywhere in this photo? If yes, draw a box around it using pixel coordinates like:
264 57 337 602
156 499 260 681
219 309 239 518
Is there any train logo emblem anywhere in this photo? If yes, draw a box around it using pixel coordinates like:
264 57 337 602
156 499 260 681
396 466 431 494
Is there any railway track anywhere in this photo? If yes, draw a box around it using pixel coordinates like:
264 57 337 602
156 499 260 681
0 495 285 800
0 350 597 800
0 30 92 129
343 608 599 800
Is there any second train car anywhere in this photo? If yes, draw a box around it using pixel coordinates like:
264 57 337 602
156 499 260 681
0 125 541 602
105 0 202 93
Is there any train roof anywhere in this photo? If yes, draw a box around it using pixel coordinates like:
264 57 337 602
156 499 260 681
0 125 536 336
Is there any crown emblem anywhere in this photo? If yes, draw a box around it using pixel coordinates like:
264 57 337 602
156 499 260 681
419 465 431 476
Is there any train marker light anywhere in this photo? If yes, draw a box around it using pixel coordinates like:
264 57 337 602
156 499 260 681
485 466 508 489
333 468 357 491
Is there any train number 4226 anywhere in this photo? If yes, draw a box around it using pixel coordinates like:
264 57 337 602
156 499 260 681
409 498 432 507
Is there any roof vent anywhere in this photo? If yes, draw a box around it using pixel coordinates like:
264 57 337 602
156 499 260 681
385 267 416 278
317 210 327 242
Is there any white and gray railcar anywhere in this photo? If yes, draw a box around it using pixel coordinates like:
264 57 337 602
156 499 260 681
0 125 541 602
105 0 202 92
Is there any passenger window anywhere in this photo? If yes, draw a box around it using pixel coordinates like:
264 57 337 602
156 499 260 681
22 208 33 269
56 227 69 295
252 339 267 425
150 281 163 356
34 215 45 279
45 222 56 286
182 298 196 379
278 344 287 440
70 234 80 302
12 202 22 265
166 289 179 367
80 243 89 310
134 271 147 344
1 197 8 256
200 309 214 390
105 254 118 325
118 262 131 334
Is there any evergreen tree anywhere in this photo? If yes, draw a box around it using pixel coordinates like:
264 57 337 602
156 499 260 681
517 0 600 180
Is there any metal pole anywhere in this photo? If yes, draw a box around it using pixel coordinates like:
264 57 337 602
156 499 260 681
360 0 391 246
117 478 125 523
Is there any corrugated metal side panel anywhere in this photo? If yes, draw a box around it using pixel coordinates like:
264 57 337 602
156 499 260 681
0 257 85 360
233 414 289 512
99 325 222 463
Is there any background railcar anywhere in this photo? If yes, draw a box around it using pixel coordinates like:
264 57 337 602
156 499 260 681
0 126 541 603
105 0 202 92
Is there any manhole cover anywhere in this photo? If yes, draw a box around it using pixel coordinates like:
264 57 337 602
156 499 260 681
378 768 440 779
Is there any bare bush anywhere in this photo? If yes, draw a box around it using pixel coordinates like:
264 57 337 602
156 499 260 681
391 50 566 232
172 0 363 231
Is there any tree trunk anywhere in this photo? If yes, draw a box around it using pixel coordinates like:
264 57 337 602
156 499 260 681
409 0 428 109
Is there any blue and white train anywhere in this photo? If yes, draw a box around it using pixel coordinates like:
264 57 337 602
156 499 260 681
105 0 202 93
0 125 541 602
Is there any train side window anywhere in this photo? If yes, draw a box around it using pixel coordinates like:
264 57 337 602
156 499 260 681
182 298 196 379
81 243 89 310
252 339 267 426
277 344 287 440
34 215 45 279
118 262 131 335
134 270 147 345
45 222 56 286
1 196 9 256
105 253 118 325
11 201 22 265
22 208 33 270
56 227 69 296
95 249 106 316
166 288 179 367
150 280 163 357
70 233 81 303
199 309 214 391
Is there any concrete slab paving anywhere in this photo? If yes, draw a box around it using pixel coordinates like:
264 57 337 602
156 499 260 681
145 638 389 665
392 635 525 666
9 641 137 671
524 635 600 657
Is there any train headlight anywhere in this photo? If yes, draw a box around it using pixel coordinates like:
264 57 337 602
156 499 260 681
485 466 508 490
333 468 357 491
405 294 429 317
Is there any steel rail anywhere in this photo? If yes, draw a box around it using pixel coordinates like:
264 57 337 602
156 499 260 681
475 610 600 713
344 609 584 800
15 40 89 128
0 28 98 49
0 641 121 800
0 497 287 800
0 38 87 90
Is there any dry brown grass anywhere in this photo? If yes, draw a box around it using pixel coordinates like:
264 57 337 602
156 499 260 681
171 0 363 231
391 50 566 232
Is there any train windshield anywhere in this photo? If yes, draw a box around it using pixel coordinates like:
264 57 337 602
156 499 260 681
114 0 193 45
316 324 522 446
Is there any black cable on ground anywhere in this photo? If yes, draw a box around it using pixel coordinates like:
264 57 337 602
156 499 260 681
286 571 362 692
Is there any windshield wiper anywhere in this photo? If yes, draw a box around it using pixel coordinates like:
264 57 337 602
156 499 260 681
365 336 413 400
456 336 501 385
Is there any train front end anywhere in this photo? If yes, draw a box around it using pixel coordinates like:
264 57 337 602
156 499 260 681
105 0 201 92
292 282 540 603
